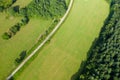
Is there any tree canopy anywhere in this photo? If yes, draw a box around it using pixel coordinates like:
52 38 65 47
78 0 120 80
20 0 67 18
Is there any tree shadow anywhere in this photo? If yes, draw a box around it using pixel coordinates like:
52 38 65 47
71 38 98 80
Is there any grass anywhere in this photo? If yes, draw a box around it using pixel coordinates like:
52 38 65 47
0 11 52 79
15 0 109 80
65 0 70 6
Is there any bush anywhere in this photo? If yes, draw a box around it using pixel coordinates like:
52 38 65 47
2 32 11 40
19 8 27 16
15 51 27 63
13 5 19 12
2 16 29 40
21 16 29 25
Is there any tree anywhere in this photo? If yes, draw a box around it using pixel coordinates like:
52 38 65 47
13 5 19 12
2 32 11 40
15 51 27 63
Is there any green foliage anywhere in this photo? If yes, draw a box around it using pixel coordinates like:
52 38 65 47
79 0 120 80
0 0 14 9
19 8 27 16
2 32 11 40
2 0 67 40
0 6 3 12
21 16 29 25
19 0 67 18
8 7 17 15
2 16 29 40
15 51 26 63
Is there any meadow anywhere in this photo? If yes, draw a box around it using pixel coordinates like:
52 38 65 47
15 0 109 80
0 2 52 80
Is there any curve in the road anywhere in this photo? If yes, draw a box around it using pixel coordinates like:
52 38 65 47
7 0 74 80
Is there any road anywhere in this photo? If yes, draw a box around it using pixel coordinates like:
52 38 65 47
7 0 73 79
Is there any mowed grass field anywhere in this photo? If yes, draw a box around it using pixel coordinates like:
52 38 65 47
15 0 109 80
0 7 52 80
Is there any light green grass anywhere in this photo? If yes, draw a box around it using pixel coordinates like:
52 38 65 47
65 0 70 6
15 0 109 80
0 11 52 79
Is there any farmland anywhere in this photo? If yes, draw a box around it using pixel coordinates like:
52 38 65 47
0 4 52 80
15 0 109 80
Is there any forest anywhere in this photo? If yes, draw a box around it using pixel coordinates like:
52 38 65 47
23 0 67 18
78 0 120 80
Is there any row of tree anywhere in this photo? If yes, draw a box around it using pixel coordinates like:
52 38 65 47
2 16 29 40
78 0 120 80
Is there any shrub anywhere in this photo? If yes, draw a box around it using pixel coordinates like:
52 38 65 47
2 32 11 40
15 51 27 63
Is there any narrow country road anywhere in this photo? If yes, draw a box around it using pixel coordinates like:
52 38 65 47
7 0 73 79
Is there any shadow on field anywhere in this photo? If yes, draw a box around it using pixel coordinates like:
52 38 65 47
71 38 98 80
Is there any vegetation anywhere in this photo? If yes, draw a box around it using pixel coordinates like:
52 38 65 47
0 0 67 79
14 0 109 80
0 12 52 79
2 0 67 39
2 16 29 40
18 0 67 18
0 14 52 80
15 51 26 63
79 0 120 80
0 0 16 11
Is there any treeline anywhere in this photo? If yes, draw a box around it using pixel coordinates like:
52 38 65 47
6 0 67 18
19 0 67 18
78 0 120 80
2 16 29 40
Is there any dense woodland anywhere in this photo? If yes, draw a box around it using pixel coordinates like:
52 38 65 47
79 0 120 80
1 0 67 40
22 0 67 18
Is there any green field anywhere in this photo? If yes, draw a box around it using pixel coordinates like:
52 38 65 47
0 10 52 80
15 0 109 80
